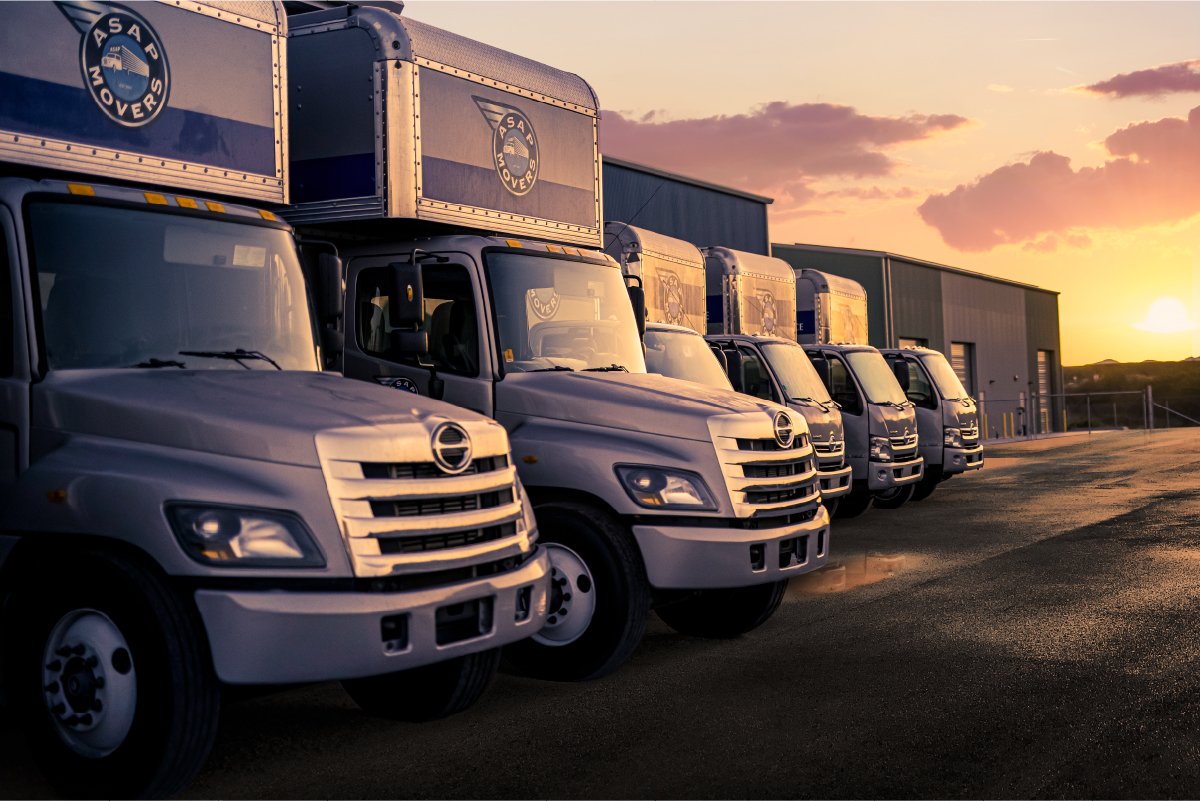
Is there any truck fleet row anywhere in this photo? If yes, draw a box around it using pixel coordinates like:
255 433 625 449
0 2 977 797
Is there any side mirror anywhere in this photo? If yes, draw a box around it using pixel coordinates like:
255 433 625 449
810 356 829 387
389 260 425 328
627 283 646 337
317 252 344 322
892 359 910 391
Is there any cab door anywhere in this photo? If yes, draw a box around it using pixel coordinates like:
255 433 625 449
0 206 28 486
884 353 940 464
344 254 495 416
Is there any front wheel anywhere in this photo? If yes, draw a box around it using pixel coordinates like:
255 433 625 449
3 550 220 799
342 648 500 722
505 501 649 682
834 483 873 519
873 482 916 509
910 465 943 502
655 580 788 638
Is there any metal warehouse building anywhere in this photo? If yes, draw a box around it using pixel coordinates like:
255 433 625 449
602 156 1064 439
774 244 1064 438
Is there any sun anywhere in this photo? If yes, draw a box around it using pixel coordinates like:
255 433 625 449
1133 297 1198 334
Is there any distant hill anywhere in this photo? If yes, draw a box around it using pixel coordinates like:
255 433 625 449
1064 359 1200 426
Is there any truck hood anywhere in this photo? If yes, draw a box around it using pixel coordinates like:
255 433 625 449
787 401 843 443
32 370 487 467
946 397 979 430
871 402 918 439
495 371 779 443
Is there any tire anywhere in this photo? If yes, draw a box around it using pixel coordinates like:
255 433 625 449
2 549 220 799
873 482 916 509
505 501 650 682
342 648 500 722
833 483 873 519
822 498 839 518
655 580 788 638
910 465 943 502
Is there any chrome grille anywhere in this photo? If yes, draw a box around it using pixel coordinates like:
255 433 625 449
890 433 918 456
961 422 980 443
316 421 532 578
710 413 823 518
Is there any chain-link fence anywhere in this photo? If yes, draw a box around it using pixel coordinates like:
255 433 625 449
977 387 1200 441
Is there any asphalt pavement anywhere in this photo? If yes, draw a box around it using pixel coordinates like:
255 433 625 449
4 428 1200 798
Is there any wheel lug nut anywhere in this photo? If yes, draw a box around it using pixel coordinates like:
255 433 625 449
56 647 72 658
44 682 60 694
72 645 85 656
547 615 557 624
562 593 572 602
85 655 99 669
78 713 93 726
94 677 105 689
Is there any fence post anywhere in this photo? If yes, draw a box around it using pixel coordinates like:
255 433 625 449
1113 401 1117 429
1148 385 1154 431
1086 394 1092 434
1166 400 1171 429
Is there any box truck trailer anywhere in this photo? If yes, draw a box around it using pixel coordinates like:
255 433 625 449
880 347 984 500
284 4 830 681
793 270 923 515
605 228 852 510
0 3 549 796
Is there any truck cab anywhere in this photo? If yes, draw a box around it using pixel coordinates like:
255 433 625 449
285 5 831 682
0 3 548 796
880 347 984 500
803 344 924 516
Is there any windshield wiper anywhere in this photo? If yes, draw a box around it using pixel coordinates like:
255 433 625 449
131 357 186 369
527 365 576 372
583 364 628 372
878 400 911 409
179 349 282 371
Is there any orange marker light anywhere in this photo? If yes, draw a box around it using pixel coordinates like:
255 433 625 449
67 184 95 196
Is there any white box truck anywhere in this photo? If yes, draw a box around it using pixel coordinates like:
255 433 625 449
605 227 853 511
880 346 984 500
284 4 831 682
0 3 549 796
794 269 924 516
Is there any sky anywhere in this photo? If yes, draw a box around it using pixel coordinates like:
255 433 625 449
405 1 1200 365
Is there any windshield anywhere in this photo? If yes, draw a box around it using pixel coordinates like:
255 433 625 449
29 201 318 372
920 351 971 400
761 342 832 404
486 252 647 373
844 349 908 405
644 328 731 390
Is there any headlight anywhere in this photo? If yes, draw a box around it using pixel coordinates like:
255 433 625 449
944 428 963 448
869 436 893 463
167 504 325 568
515 477 538 543
615 466 718 511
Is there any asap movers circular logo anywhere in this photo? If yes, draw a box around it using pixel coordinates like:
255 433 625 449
79 4 170 127
475 97 540 197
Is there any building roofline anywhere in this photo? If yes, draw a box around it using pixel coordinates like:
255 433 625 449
774 242 1060 296
601 155 775 205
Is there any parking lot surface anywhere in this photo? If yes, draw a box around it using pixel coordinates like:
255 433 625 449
4 429 1200 798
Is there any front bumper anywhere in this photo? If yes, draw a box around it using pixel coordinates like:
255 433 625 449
194 548 551 684
817 463 853 499
944 444 984 475
866 455 924 492
631 505 831 590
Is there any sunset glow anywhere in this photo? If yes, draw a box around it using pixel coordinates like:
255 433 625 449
408 1 1200 364
1134 297 1199 334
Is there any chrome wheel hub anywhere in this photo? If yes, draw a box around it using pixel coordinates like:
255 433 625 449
42 609 137 758
532 543 597 647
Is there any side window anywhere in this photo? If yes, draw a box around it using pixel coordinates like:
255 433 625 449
736 346 777 402
0 224 11 377
903 361 937 409
827 356 862 415
355 264 480 377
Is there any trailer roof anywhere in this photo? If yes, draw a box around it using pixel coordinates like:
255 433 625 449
604 222 705 269
703 246 795 284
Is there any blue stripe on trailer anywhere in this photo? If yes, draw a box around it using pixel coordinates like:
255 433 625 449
0 71 276 177
421 157 597 229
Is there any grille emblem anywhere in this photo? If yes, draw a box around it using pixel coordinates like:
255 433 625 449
431 423 473 475
773 412 795 449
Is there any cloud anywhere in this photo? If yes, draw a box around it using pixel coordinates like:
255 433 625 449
1021 232 1092 253
918 106 1200 251
988 84 1016 94
1082 59 1200 98
599 101 969 200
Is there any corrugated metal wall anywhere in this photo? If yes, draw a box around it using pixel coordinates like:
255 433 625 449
602 161 770 255
888 258 944 352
